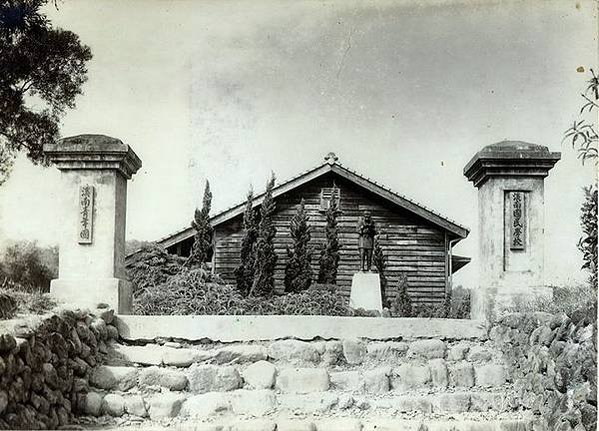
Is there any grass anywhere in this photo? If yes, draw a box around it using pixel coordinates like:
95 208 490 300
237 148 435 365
503 283 597 323
0 287 57 320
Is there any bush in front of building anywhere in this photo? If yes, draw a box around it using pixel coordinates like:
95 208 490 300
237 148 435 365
251 173 278 297
284 199 313 293
125 243 187 294
188 180 214 267
318 187 341 284
133 268 374 316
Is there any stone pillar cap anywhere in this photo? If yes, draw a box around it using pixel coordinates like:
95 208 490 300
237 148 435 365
464 140 561 187
44 134 142 179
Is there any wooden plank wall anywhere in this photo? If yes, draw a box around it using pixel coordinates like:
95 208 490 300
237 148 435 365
213 173 448 305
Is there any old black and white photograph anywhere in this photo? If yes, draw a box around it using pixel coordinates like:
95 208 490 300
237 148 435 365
0 0 597 430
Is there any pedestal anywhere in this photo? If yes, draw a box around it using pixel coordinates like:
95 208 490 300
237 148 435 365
349 272 382 313
44 134 141 314
464 140 560 320
50 278 132 314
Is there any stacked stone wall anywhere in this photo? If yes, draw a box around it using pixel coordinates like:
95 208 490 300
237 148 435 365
80 334 537 429
0 307 118 429
490 312 597 431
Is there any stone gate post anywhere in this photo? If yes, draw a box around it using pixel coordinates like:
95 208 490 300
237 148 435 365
464 141 560 320
44 134 142 314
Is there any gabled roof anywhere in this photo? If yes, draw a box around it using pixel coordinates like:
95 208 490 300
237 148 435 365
156 153 469 251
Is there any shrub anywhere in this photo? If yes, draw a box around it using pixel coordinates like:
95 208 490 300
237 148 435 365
125 243 186 294
251 173 277 297
188 180 214 266
372 236 387 305
318 187 340 284
449 285 471 319
235 189 259 296
0 241 57 292
134 271 360 317
284 199 313 293
579 185 597 290
390 273 412 317
505 283 596 323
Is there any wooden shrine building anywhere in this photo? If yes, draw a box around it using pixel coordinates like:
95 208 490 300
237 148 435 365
144 153 470 305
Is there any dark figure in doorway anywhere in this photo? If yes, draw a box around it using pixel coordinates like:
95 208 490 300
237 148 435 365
357 210 377 271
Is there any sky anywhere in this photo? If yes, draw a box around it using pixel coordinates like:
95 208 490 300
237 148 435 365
0 0 596 288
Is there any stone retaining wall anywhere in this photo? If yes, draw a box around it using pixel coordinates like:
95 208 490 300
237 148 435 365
491 312 597 430
0 307 118 429
80 332 531 428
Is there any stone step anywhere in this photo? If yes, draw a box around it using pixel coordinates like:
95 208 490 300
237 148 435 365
80 416 539 431
83 389 522 420
107 339 504 369
90 361 510 395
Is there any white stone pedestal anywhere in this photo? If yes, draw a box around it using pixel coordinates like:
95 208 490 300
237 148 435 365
349 272 382 313
464 140 560 321
45 134 141 314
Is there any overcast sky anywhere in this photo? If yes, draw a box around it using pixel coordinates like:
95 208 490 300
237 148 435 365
0 0 596 288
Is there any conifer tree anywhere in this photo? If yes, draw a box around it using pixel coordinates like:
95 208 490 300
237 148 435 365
250 173 278 297
373 235 388 306
284 199 313 293
318 187 340 284
188 180 213 266
391 273 413 317
234 188 259 296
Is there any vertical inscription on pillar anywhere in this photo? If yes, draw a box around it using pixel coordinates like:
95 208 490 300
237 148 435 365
78 185 94 244
509 191 526 250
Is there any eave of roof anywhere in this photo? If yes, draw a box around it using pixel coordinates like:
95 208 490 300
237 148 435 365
155 158 469 252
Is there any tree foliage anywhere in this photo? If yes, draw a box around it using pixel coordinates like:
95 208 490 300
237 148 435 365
250 173 277 297
372 235 387 305
390 273 412 317
563 69 598 164
284 199 313 293
188 180 213 266
578 185 598 290
234 188 259 297
0 0 92 168
0 240 57 292
318 187 340 284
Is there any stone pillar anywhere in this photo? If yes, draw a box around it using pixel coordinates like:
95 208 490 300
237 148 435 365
464 141 560 320
45 134 142 314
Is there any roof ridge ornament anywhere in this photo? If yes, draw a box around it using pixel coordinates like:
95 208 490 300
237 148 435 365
324 152 338 165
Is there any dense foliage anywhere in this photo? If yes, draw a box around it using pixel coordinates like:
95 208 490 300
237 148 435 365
188 180 214 266
284 199 313 293
250 174 277 297
0 240 57 292
0 0 92 177
578 185 597 290
390 273 412 317
125 242 186 294
318 187 340 284
134 268 368 317
234 189 259 297
372 235 387 305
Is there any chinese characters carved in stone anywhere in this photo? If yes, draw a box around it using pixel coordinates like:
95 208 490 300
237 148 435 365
78 185 94 244
509 191 525 250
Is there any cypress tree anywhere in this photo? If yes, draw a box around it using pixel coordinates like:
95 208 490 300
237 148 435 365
250 173 278 297
391 273 413 317
188 180 213 267
372 235 388 306
284 199 313 293
318 187 340 284
234 188 259 296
